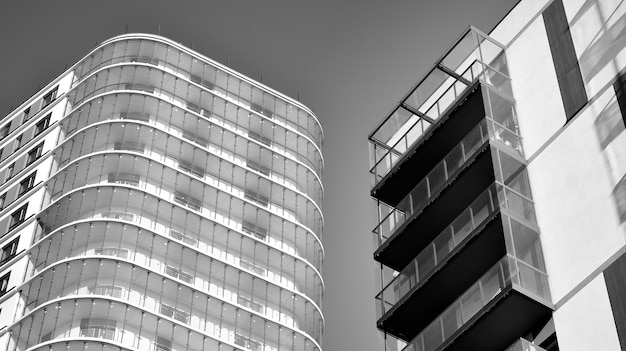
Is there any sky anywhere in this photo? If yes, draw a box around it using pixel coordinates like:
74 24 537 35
0 1 518 350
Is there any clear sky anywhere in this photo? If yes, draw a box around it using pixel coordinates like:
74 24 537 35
0 1 518 349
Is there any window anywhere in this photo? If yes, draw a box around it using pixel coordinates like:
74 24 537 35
105 211 134 221
248 131 272 146
22 108 31 123
155 337 172 351
170 229 198 247
35 114 51 136
247 160 271 176
237 296 265 313
178 160 205 178
42 87 58 108
94 247 128 259
14 135 22 151
0 124 9 140
0 193 5 209
114 141 145 153
80 318 116 340
174 191 202 211
119 112 150 122
9 204 27 230
19 172 36 195
27 143 44 165
160 303 190 324
165 265 193 284
242 221 267 240
234 333 263 351
5 163 15 181
240 259 266 276
0 273 10 295
244 190 269 207
108 173 140 186
90 285 123 298
0 238 19 264
182 130 208 147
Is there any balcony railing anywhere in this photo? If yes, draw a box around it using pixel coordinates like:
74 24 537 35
369 27 511 186
376 185 497 315
505 338 547 351
401 256 550 351
374 119 490 245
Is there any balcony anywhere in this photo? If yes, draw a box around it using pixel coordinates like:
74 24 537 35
369 27 513 206
400 257 552 351
375 177 550 340
374 135 496 271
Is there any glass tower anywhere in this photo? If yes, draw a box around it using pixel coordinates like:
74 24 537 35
0 34 324 351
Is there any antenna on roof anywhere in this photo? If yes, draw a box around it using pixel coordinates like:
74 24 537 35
125 25 129 34
157 25 161 35
191 40 195 50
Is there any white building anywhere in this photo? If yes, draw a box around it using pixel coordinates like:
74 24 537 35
0 34 324 351
369 0 626 350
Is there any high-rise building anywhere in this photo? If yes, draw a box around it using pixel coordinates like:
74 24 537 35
369 0 626 350
0 33 324 351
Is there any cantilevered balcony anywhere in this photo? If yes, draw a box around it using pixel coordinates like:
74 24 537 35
399 256 552 351
375 177 550 340
369 27 513 206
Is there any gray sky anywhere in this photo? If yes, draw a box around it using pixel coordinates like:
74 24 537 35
0 1 518 349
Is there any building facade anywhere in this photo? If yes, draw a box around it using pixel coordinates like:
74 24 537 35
369 0 626 350
0 34 324 351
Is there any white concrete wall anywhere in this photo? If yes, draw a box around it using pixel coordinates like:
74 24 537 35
553 274 621 351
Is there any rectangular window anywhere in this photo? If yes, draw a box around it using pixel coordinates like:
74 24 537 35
27 143 44 165
159 303 190 324
80 318 116 340
90 285 123 298
107 173 140 186
155 337 172 351
35 114 51 136
237 296 265 313
170 229 198 247
113 141 145 153
0 124 9 140
165 265 193 284
242 221 268 241
247 160 271 176
5 163 15 181
22 108 31 124
119 112 150 123
234 333 263 351
240 259 266 276
174 191 202 211
105 211 134 221
14 135 22 151
9 204 27 230
0 193 5 209
182 130 208 147
42 87 58 108
0 272 10 295
178 160 205 178
0 238 19 264
244 190 270 207
248 131 272 146
94 247 128 259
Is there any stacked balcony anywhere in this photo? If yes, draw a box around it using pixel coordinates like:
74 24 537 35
369 27 553 351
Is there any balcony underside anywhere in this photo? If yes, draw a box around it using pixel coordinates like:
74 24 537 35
372 84 485 206
375 147 496 271
440 286 552 351
377 212 506 340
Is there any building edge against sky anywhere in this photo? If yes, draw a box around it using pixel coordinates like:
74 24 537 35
0 33 325 351
369 0 626 350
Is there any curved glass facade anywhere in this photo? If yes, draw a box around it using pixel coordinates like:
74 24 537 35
0 34 324 351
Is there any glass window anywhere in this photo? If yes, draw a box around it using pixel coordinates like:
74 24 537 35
9 204 27 230
22 108 31 123
5 163 15 181
0 193 5 209
0 272 9 294
42 87 58 108
0 124 10 140
19 172 36 195
35 114 51 136
79 318 116 340
27 143 44 165
14 135 22 151
0 237 18 263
